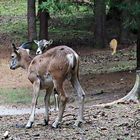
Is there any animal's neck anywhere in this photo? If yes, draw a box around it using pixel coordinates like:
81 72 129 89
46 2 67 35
22 55 33 70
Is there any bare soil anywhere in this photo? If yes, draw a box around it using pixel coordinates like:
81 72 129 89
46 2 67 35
0 46 139 140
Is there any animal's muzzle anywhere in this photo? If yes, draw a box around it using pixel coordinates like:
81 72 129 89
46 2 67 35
9 59 17 70
10 65 15 70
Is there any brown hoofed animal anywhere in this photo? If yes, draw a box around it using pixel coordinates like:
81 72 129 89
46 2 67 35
109 39 118 55
20 40 59 111
10 44 85 128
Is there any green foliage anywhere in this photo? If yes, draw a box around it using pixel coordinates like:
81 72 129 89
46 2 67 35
108 0 140 31
38 1 92 28
0 0 26 16
0 0 93 46
38 0 90 15
119 0 140 30
0 0 27 41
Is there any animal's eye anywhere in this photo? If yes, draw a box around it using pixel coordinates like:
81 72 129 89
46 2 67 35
11 55 14 58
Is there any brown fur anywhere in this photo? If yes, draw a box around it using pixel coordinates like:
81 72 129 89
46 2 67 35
110 39 118 55
10 45 85 128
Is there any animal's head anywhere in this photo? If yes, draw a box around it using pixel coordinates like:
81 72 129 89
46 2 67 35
34 39 53 55
10 43 30 70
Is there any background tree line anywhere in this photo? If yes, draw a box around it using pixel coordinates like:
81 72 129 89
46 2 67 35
28 0 140 69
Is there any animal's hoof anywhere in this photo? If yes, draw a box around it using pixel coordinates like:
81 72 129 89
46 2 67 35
25 122 33 129
25 125 32 129
51 123 58 128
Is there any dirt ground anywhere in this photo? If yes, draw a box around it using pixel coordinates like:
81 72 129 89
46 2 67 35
0 46 140 140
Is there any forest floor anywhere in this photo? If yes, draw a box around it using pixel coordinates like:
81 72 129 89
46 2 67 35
0 1 139 139
0 45 140 140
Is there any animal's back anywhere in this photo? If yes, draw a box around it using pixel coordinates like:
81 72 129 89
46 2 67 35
110 39 117 48
29 45 77 78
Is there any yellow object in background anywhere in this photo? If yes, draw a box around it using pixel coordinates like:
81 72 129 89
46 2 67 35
110 39 118 55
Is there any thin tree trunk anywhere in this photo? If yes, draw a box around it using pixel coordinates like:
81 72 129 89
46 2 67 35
38 0 49 40
94 0 106 48
137 28 140 70
119 0 129 44
39 11 49 40
27 0 37 41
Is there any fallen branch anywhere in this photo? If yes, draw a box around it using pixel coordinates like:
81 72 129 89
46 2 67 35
89 70 140 107
63 113 75 118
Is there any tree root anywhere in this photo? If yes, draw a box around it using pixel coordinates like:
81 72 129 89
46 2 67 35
90 70 140 107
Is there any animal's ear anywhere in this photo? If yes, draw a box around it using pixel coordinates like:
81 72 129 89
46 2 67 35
34 40 39 45
11 43 19 53
48 39 53 45
12 43 17 50
43 39 53 48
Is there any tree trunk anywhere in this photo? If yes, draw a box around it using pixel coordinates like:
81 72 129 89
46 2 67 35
106 1 122 21
38 0 49 40
94 0 106 48
121 70 140 101
39 11 49 40
119 14 129 44
27 0 37 41
107 0 130 43
119 0 129 44
137 28 140 70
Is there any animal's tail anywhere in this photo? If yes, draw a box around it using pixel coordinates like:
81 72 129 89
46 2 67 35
67 52 80 79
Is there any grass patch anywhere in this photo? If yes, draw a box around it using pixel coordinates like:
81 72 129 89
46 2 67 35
0 0 26 16
0 0 94 45
0 18 27 33
0 0 27 41
0 88 32 105
0 88 55 105
104 60 136 73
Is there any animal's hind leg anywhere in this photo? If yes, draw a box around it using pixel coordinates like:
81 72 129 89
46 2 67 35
44 88 52 125
70 74 85 127
54 88 59 111
52 80 68 128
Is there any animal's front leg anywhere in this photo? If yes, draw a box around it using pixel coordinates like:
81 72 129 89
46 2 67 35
26 79 40 128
